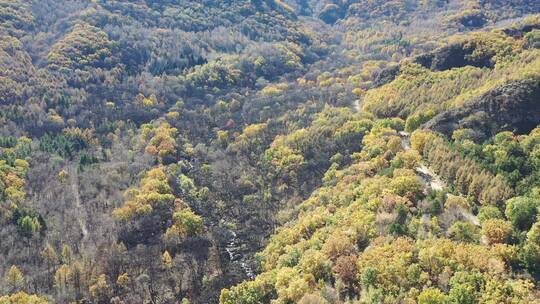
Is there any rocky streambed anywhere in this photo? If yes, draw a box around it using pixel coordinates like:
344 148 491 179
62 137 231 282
225 230 256 280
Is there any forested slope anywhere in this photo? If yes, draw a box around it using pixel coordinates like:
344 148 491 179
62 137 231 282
0 1 539 303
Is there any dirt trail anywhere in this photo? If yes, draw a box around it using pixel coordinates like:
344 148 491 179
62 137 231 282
399 131 480 225
417 165 445 191
399 131 446 191
70 167 88 243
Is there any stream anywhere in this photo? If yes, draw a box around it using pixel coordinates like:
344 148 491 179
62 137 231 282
225 230 256 280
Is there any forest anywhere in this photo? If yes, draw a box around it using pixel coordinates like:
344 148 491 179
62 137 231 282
0 0 540 303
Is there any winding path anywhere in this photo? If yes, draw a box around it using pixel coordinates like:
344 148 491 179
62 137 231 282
399 131 479 225
399 131 446 191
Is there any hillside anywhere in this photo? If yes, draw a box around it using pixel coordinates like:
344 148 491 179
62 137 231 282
0 1 539 303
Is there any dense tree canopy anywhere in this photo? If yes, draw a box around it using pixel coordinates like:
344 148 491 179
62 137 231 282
1 0 540 303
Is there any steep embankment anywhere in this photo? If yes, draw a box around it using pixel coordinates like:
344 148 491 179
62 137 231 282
425 78 540 139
